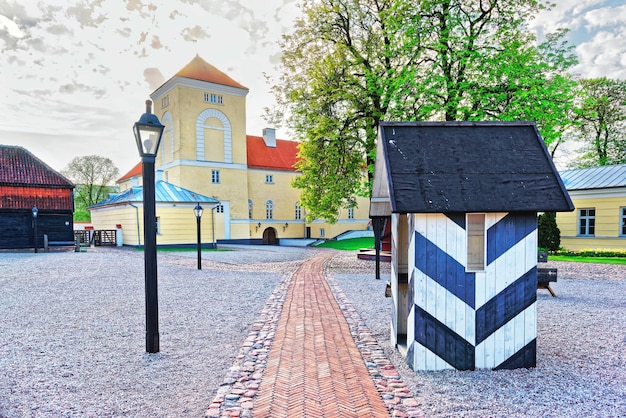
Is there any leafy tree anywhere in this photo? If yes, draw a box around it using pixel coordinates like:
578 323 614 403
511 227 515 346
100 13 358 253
268 0 577 222
62 155 120 221
572 77 626 167
538 212 560 252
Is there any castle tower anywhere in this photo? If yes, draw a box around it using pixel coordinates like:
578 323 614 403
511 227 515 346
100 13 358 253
150 55 250 239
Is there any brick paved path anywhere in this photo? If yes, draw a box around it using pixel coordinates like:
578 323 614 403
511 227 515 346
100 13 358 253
253 253 390 417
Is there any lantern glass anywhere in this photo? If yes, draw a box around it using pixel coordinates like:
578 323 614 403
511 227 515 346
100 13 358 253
133 100 165 157
194 203 204 219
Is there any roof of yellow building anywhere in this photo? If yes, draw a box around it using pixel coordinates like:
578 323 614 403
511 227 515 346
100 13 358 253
175 54 248 90
246 135 300 171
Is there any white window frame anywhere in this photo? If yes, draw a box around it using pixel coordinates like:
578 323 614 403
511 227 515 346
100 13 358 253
295 202 302 220
248 199 253 219
579 208 595 236
348 207 354 219
265 174 274 184
320 228 325 238
620 207 626 236
211 170 220 184
265 200 274 219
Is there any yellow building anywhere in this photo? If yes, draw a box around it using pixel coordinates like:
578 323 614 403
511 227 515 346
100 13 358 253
557 164 626 251
90 55 371 246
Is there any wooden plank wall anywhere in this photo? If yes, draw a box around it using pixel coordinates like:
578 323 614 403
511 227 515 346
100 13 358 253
405 212 538 371
0 211 74 249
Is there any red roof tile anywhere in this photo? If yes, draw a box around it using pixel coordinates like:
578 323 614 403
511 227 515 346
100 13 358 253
246 136 300 171
117 162 142 182
175 55 248 90
0 145 74 188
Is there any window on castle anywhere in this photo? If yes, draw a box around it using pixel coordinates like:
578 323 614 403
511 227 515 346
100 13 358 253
204 92 223 104
248 199 253 219
216 204 224 214
265 174 273 184
579 208 595 236
348 207 354 219
266 200 274 219
161 95 169 108
211 170 220 184
320 228 325 238
295 202 302 220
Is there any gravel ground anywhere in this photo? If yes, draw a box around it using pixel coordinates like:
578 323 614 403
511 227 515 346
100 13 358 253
1 246 625 417
0 246 311 417
329 254 626 418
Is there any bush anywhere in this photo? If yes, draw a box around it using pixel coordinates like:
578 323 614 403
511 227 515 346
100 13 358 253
538 212 560 252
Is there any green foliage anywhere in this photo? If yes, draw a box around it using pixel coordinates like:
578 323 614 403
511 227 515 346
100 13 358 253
269 0 578 221
537 212 560 251
73 207 91 222
571 77 626 167
62 155 120 222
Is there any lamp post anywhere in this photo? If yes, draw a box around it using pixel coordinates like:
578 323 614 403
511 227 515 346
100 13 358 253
133 99 165 353
32 206 38 253
194 203 203 270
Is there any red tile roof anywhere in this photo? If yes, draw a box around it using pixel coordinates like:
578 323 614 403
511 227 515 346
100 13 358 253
117 162 142 182
0 145 74 187
117 136 300 183
175 55 248 90
246 136 300 171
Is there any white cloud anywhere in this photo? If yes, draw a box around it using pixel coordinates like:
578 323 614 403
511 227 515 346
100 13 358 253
0 0 623 174
0 14 24 37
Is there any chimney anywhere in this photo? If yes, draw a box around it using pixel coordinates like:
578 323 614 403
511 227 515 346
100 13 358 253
262 128 276 147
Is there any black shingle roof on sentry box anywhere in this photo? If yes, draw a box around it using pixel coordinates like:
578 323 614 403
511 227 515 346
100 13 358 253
370 121 574 216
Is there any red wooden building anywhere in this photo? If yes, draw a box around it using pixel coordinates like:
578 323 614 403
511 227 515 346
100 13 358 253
0 145 74 249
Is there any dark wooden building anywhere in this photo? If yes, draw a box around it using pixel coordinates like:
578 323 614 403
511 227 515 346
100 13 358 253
0 145 74 249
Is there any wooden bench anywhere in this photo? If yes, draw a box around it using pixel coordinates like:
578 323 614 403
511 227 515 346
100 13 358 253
43 234 80 252
537 251 557 297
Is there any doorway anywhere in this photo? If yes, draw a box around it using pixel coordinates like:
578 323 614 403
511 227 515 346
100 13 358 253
262 227 278 245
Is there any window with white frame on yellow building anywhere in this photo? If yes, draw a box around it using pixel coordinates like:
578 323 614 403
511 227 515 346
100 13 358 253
265 200 273 219
211 170 220 184
579 208 595 236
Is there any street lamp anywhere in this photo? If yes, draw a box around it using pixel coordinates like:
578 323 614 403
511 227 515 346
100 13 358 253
194 203 203 270
32 206 38 253
133 99 165 354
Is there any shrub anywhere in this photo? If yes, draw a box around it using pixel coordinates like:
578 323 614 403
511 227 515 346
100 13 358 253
538 212 560 252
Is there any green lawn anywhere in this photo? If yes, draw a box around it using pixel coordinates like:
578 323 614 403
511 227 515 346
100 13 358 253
548 255 626 265
315 237 374 250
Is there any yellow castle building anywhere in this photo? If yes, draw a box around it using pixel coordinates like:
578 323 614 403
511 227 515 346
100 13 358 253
89 55 371 246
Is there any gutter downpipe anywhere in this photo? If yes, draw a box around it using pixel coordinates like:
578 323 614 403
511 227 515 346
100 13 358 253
129 202 141 246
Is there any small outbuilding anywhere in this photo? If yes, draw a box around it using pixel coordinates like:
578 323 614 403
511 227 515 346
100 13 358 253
0 145 75 249
370 121 573 371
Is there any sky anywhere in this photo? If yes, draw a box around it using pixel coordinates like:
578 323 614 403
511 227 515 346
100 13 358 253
0 0 625 176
